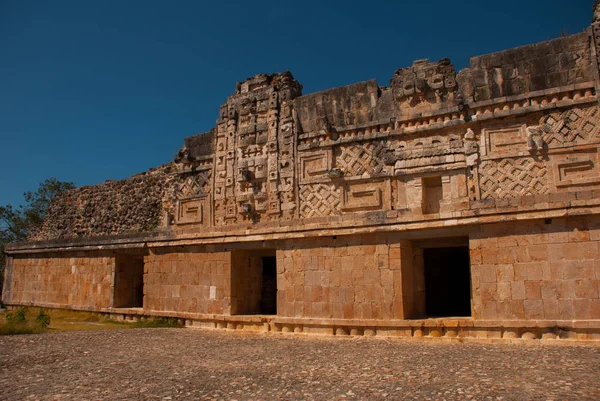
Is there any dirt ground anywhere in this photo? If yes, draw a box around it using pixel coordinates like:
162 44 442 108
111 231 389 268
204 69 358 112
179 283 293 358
0 328 599 400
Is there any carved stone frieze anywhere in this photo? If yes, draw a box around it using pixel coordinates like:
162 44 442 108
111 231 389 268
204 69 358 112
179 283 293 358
551 149 600 189
27 18 600 241
541 106 600 147
299 183 341 218
479 158 548 199
176 71 303 226
334 141 388 177
177 170 211 199
391 58 460 109
464 129 479 167
526 126 546 155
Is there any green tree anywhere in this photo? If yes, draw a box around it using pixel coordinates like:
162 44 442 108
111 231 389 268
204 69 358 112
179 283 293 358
0 178 75 298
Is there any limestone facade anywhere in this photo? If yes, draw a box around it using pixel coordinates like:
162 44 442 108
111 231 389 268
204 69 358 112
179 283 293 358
3 7 600 342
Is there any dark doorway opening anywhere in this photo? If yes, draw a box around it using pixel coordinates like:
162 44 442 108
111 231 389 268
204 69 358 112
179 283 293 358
113 254 144 308
423 246 471 317
261 256 277 314
231 250 277 315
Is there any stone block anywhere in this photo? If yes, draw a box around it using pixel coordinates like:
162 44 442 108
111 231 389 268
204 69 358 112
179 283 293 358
481 248 498 264
564 260 595 280
496 282 512 301
574 279 599 299
573 299 591 319
525 281 542 300
496 265 515 282
511 281 526 300
527 245 548 262
523 300 544 319
480 265 497 283
526 263 544 281
590 300 600 319
580 242 599 260
470 248 482 265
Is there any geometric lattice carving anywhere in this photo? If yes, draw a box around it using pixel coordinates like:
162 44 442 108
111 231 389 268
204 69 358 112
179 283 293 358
177 171 211 199
479 158 548 199
299 184 341 218
541 106 600 147
335 142 387 176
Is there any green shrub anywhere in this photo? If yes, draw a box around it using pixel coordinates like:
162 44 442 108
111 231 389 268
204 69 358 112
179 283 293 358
1 307 50 336
5 307 28 324
35 308 51 328
0 307 53 336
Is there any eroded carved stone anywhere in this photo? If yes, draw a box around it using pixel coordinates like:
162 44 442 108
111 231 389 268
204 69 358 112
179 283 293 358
541 106 600 146
197 71 303 225
327 168 344 179
391 59 459 108
464 128 479 167
526 126 546 154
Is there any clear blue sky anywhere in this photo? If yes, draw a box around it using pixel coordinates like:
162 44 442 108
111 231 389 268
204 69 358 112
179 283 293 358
0 0 592 207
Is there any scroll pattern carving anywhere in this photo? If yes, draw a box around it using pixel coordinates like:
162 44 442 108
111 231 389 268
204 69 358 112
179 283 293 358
479 158 548 199
299 184 341 218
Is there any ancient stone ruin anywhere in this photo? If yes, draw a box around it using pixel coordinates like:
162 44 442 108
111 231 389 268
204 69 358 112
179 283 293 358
3 6 600 342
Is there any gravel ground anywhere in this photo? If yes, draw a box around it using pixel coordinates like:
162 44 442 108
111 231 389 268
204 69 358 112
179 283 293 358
0 328 599 400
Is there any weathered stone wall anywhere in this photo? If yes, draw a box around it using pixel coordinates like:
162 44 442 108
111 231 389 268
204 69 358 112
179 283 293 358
470 216 600 320
143 247 231 314
277 236 402 320
4 253 114 309
458 32 594 102
31 164 175 241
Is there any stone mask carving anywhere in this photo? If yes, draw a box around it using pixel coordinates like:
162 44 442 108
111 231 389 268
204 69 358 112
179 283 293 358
391 58 457 102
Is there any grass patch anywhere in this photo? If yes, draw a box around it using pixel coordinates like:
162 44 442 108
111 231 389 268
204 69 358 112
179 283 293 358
0 322 46 335
130 317 184 328
0 307 49 336
0 307 185 333
0 307 127 334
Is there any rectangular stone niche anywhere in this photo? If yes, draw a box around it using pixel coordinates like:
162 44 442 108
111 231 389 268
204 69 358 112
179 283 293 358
422 176 443 214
